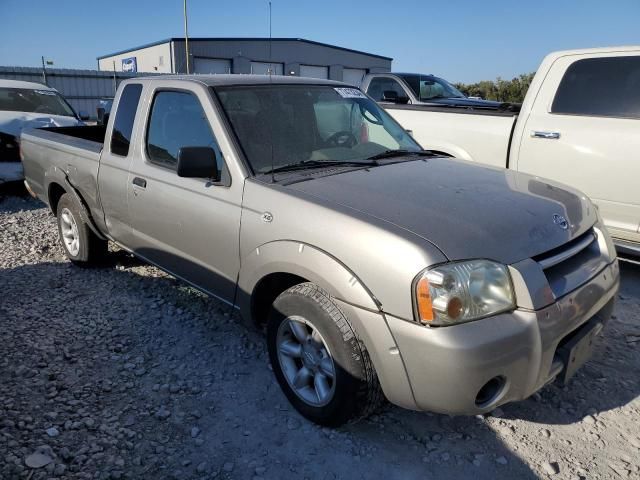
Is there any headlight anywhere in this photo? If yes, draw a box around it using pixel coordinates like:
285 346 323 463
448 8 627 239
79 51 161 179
414 260 515 326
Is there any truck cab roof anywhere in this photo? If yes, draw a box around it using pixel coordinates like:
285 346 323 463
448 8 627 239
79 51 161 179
545 45 640 58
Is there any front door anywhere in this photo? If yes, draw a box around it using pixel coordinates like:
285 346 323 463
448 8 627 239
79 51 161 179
515 53 640 242
126 86 242 304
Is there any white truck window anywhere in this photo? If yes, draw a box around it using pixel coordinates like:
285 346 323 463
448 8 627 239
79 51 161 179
551 56 640 119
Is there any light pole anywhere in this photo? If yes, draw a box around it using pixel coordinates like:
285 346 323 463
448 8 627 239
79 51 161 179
183 0 190 74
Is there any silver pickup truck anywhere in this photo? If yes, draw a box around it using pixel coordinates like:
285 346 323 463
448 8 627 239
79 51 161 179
21 75 619 426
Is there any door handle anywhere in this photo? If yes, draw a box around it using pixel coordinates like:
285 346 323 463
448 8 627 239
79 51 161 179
132 177 147 188
531 131 561 139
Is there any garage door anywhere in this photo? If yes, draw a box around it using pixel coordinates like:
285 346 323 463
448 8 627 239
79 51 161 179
193 58 231 74
300 65 329 79
250 62 284 75
343 68 367 87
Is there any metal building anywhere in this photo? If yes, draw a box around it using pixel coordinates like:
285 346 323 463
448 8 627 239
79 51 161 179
97 37 392 85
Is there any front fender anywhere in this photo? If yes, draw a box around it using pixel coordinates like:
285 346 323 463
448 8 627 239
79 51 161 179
237 240 381 322
237 240 420 410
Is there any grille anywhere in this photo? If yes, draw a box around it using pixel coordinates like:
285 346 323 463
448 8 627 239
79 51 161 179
532 228 604 299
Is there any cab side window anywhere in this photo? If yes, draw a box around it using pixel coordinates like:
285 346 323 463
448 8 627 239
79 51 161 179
551 56 640 119
366 77 407 102
110 84 142 157
146 90 223 170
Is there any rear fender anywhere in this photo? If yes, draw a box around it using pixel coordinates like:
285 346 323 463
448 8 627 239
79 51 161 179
45 169 107 241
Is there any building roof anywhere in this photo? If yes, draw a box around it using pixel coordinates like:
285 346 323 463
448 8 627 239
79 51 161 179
97 37 393 61
128 74 349 87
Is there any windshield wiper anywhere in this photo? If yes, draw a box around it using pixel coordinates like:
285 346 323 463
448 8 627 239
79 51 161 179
263 159 379 175
366 149 436 161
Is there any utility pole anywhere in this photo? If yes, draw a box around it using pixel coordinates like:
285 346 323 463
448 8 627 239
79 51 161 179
183 0 190 74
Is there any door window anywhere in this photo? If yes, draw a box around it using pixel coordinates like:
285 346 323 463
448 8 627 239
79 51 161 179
110 84 143 157
366 77 407 101
551 56 640 119
146 90 223 170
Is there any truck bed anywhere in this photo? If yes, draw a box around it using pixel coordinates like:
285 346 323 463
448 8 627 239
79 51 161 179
20 126 106 204
382 104 518 168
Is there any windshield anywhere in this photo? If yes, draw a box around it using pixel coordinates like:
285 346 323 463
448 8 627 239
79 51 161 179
0 87 76 117
399 74 466 101
215 85 421 173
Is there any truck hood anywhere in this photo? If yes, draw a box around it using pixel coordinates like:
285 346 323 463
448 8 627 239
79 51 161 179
287 158 597 265
0 111 81 138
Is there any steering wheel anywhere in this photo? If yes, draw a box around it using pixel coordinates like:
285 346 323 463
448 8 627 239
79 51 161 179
326 130 357 148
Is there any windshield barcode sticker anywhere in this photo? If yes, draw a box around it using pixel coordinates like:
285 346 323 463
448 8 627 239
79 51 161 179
34 90 57 96
334 87 367 99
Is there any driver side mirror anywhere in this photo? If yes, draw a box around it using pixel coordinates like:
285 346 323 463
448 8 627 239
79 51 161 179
78 110 90 121
177 146 221 181
382 90 409 104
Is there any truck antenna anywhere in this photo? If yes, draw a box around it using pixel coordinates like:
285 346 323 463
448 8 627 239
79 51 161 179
184 0 190 74
268 2 273 77
269 1 275 182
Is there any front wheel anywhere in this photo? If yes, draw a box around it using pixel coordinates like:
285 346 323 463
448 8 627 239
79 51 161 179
267 283 383 426
56 193 107 266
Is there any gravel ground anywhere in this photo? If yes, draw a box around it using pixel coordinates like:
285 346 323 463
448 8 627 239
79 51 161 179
1 189 639 480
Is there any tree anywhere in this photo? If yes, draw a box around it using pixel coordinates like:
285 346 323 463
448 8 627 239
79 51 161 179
454 73 535 103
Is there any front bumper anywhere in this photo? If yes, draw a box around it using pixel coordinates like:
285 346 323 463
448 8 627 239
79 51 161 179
384 259 619 414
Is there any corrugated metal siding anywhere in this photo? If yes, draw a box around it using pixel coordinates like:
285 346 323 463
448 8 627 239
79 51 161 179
171 39 392 76
0 66 164 119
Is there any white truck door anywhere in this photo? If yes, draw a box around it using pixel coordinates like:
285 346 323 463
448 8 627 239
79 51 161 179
515 52 640 243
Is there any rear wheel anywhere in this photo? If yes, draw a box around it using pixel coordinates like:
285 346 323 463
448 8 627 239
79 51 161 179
56 193 107 266
267 282 383 426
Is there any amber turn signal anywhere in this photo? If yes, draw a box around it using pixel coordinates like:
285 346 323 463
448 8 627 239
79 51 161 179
416 277 434 323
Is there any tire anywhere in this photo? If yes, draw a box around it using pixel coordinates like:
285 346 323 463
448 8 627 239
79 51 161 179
56 193 107 266
267 282 383 426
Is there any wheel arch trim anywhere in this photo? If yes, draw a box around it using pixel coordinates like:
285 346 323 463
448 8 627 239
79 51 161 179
237 240 381 324
45 172 107 241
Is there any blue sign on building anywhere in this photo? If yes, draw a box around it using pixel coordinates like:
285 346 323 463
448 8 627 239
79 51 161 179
122 57 137 73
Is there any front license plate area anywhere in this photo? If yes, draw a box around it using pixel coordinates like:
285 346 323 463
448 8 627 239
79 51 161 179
557 320 603 384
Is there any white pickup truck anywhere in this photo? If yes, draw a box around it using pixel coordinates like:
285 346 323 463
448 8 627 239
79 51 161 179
362 47 640 255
